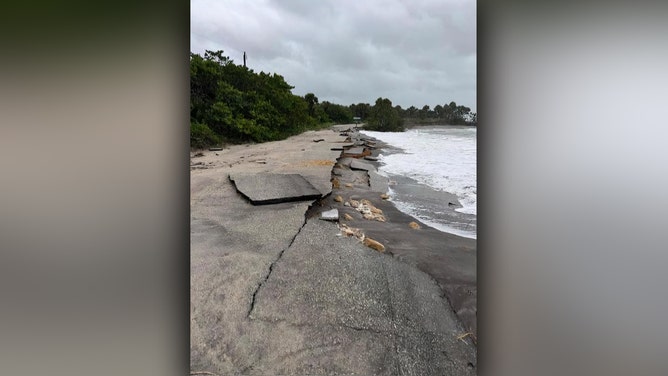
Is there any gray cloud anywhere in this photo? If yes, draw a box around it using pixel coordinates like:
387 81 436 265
191 0 476 111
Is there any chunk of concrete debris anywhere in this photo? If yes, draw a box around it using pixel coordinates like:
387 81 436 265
334 195 344 203
363 237 385 252
342 146 365 157
369 171 389 193
380 193 390 200
320 209 339 221
349 199 386 222
363 213 386 222
338 223 363 239
350 159 375 171
409 221 421 230
229 173 322 205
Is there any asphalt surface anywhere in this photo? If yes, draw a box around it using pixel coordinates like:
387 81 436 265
191 124 477 375
230 173 323 205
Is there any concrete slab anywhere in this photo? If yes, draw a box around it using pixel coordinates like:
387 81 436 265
330 144 355 151
350 159 376 172
344 146 365 155
338 157 353 167
230 173 322 205
369 171 389 193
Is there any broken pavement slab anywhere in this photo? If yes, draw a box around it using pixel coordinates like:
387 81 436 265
229 173 322 205
342 146 366 158
350 159 376 172
330 143 354 151
369 171 389 193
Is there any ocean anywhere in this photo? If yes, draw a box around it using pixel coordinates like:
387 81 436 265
361 126 477 239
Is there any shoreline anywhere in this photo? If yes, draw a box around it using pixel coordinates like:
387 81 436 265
325 125 477 337
191 125 477 374
358 130 477 239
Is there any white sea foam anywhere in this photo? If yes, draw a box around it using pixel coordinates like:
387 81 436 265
362 126 477 215
387 187 477 239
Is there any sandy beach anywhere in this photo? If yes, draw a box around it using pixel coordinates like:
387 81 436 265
190 124 477 375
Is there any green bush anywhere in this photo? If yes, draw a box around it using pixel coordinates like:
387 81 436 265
191 51 332 144
366 97 404 132
190 122 221 149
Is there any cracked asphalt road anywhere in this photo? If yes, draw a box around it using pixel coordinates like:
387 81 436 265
191 125 477 375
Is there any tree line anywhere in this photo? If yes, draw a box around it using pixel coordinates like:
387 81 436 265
398 102 476 126
190 50 475 148
191 50 318 147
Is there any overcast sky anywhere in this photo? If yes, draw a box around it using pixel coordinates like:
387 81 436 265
191 0 476 112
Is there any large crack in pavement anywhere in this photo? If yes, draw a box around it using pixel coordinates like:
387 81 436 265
246 141 342 319
247 211 309 319
246 189 333 319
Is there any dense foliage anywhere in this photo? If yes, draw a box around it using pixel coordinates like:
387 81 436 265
190 50 476 146
190 122 221 149
365 98 404 132
191 50 324 146
395 101 476 126
321 101 353 124
352 100 475 132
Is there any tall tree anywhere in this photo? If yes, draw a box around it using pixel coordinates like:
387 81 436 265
394 105 405 117
367 97 404 132
434 104 444 118
304 93 318 117
418 104 430 119
350 102 371 119
322 101 353 124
